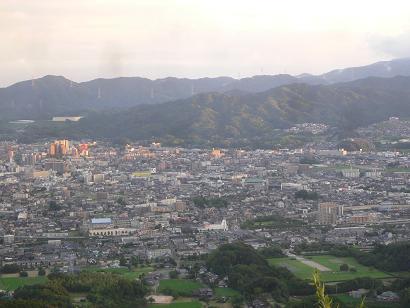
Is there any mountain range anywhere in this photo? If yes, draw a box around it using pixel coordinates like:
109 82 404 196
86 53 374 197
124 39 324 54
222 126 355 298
2 58 410 121
82 75 410 137
15 75 410 148
4 57 410 147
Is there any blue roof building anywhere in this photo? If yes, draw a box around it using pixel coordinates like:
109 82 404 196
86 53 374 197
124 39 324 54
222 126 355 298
91 218 112 225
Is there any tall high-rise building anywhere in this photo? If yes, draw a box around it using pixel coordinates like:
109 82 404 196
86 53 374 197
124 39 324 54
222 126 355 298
49 140 71 157
318 202 338 225
7 147 14 163
60 143 67 155
49 143 57 156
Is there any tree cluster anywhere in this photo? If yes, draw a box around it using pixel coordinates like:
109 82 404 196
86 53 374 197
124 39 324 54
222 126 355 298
192 196 228 209
206 242 314 302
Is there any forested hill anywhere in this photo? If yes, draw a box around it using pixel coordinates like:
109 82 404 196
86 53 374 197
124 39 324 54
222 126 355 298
59 75 410 147
2 58 410 121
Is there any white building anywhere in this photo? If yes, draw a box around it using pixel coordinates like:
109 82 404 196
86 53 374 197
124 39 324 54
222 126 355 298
341 169 360 178
52 116 82 122
199 219 228 232
89 227 136 237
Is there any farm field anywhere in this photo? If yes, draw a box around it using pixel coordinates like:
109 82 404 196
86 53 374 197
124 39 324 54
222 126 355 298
0 276 48 291
268 255 392 282
159 279 204 296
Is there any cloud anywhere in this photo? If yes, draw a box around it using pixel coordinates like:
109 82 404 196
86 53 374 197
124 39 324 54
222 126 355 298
368 31 410 58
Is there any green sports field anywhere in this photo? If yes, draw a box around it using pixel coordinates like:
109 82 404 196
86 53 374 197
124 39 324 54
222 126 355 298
159 279 204 296
0 276 48 291
269 258 314 279
214 287 240 297
268 255 391 282
149 301 202 308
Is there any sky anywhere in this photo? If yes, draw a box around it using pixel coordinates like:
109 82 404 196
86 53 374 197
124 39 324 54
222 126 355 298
1 0 410 86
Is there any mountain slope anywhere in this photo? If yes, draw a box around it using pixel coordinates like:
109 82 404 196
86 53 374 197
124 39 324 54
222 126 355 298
3 58 410 121
66 76 410 147
0 75 93 120
318 58 410 83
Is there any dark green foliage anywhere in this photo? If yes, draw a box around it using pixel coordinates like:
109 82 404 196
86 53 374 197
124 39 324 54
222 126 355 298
367 242 410 271
258 246 285 258
285 295 317 308
326 277 383 294
293 242 335 255
339 264 349 272
192 196 228 209
337 138 373 152
48 200 61 211
130 256 140 267
169 270 179 279
4 272 147 308
294 190 319 200
13 283 71 307
1 264 21 274
116 197 126 206
331 242 410 272
52 272 147 307
0 299 58 308
119 255 127 267
299 156 319 164
231 294 245 308
296 241 410 272
19 271 28 277
206 243 313 301
86 276 147 307
391 277 410 291
38 267 46 276
207 243 268 276
400 287 410 307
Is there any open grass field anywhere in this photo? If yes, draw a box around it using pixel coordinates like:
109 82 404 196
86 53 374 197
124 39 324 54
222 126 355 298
268 255 392 282
149 301 202 308
0 276 48 291
121 267 154 279
159 279 204 296
269 258 315 279
214 287 240 298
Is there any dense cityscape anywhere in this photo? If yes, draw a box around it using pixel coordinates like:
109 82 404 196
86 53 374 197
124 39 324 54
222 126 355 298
1 117 410 307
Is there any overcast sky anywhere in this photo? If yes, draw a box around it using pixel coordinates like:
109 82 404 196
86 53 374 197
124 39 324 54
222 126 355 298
1 0 410 86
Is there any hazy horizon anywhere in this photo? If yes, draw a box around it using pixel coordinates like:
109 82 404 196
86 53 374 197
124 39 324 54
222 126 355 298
2 0 410 87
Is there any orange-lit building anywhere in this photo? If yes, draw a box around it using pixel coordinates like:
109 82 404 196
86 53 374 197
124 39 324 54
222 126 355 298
211 148 223 158
49 140 71 157
49 143 57 156
79 143 89 156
